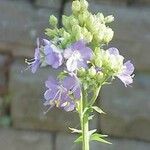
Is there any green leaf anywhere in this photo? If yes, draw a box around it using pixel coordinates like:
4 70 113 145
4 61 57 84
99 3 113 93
92 106 106 114
88 115 95 120
90 133 111 144
69 127 82 133
89 129 97 137
74 135 83 143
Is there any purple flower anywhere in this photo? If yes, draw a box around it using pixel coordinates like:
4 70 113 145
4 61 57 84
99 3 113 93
26 39 63 73
107 47 134 87
25 38 41 73
64 40 93 72
43 39 63 69
44 75 81 112
117 60 134 87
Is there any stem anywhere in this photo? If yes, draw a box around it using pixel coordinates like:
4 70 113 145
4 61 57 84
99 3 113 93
80 90 90 150
82 114 89 150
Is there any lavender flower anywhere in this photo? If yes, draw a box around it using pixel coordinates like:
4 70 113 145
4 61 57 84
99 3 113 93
44 75 81 112
43 39 63 69
26 39 63 73
107 47 134 87
64 40 93 72
117 60 134 87
25 38 41 73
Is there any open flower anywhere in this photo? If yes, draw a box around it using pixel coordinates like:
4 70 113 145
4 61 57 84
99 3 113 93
64 40 93 72
107 47 134 87
26 39 63 73
43 39 63 69
44 75 81 112
25 38 41 73
117 60 134 87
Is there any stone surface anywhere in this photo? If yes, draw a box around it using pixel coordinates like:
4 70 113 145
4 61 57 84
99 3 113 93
91 0 127 6
0 128 52 150
35 0 63 9
56 133 81 150
0 53 11 95
0 97 3 116
92 138 150 150
99 73 150 141
10 58 98 132
64 2 150 71
0 0 59 57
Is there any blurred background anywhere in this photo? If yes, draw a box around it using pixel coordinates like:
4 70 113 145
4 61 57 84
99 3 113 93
0 0 150 150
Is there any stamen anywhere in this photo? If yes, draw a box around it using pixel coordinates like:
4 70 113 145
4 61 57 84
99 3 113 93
44 106 53 115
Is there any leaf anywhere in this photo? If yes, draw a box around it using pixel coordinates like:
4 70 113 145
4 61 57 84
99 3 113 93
88 115 95 120
69 127 82 133
88 129 97 137
90 133 111 144
74 136 82 143
92 106 106 114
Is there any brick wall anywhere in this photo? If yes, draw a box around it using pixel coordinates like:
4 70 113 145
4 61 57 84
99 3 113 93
0 0 150 149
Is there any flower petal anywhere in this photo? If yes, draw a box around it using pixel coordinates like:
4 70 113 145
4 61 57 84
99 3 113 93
123 60 134 75
117 74 133 87
66 57 78 72
31 60 40 73
108 47 120 56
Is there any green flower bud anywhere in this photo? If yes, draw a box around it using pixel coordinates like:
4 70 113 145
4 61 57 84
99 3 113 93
45 28 57 39
97 72 104 81
62 15 70 30
103 28 114 43
95 57 102 68
78 68 86 77
78 11 89 26
82 27 93 43
96 13 105 23
49 15 58 28
80 0 89 11
104 15 114 23
72 0 81 14
70 17 79 26
89 66 97 77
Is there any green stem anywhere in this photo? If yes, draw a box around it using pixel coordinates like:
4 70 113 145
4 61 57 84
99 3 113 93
80 90 90 150
82 114 89 150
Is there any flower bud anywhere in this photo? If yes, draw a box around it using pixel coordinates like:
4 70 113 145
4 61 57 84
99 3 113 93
97 72 104 81
103 28 114 43
104 15 114 23
49 15 58 28
95 57 102 68
78 68 86 77
82 27 93 43
80 0 89 11
89 66 97 77
72 0 81 14
45 28 57 38
96 13 105 23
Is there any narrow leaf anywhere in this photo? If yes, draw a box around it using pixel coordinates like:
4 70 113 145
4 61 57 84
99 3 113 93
88 115 95 120
69 127 82 133
92 106 106 114
74 136 82 143
89 129 97 137
90 133 111 144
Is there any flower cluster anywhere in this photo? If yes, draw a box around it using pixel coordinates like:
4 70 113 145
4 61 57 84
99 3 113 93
26 0 134 113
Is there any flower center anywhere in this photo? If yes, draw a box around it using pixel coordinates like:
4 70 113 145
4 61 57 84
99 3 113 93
72 51 82 61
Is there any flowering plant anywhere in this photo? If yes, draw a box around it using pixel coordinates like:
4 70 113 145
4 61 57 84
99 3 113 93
26 0 134 149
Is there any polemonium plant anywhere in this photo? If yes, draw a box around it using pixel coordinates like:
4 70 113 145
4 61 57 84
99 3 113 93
26 0 134 149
